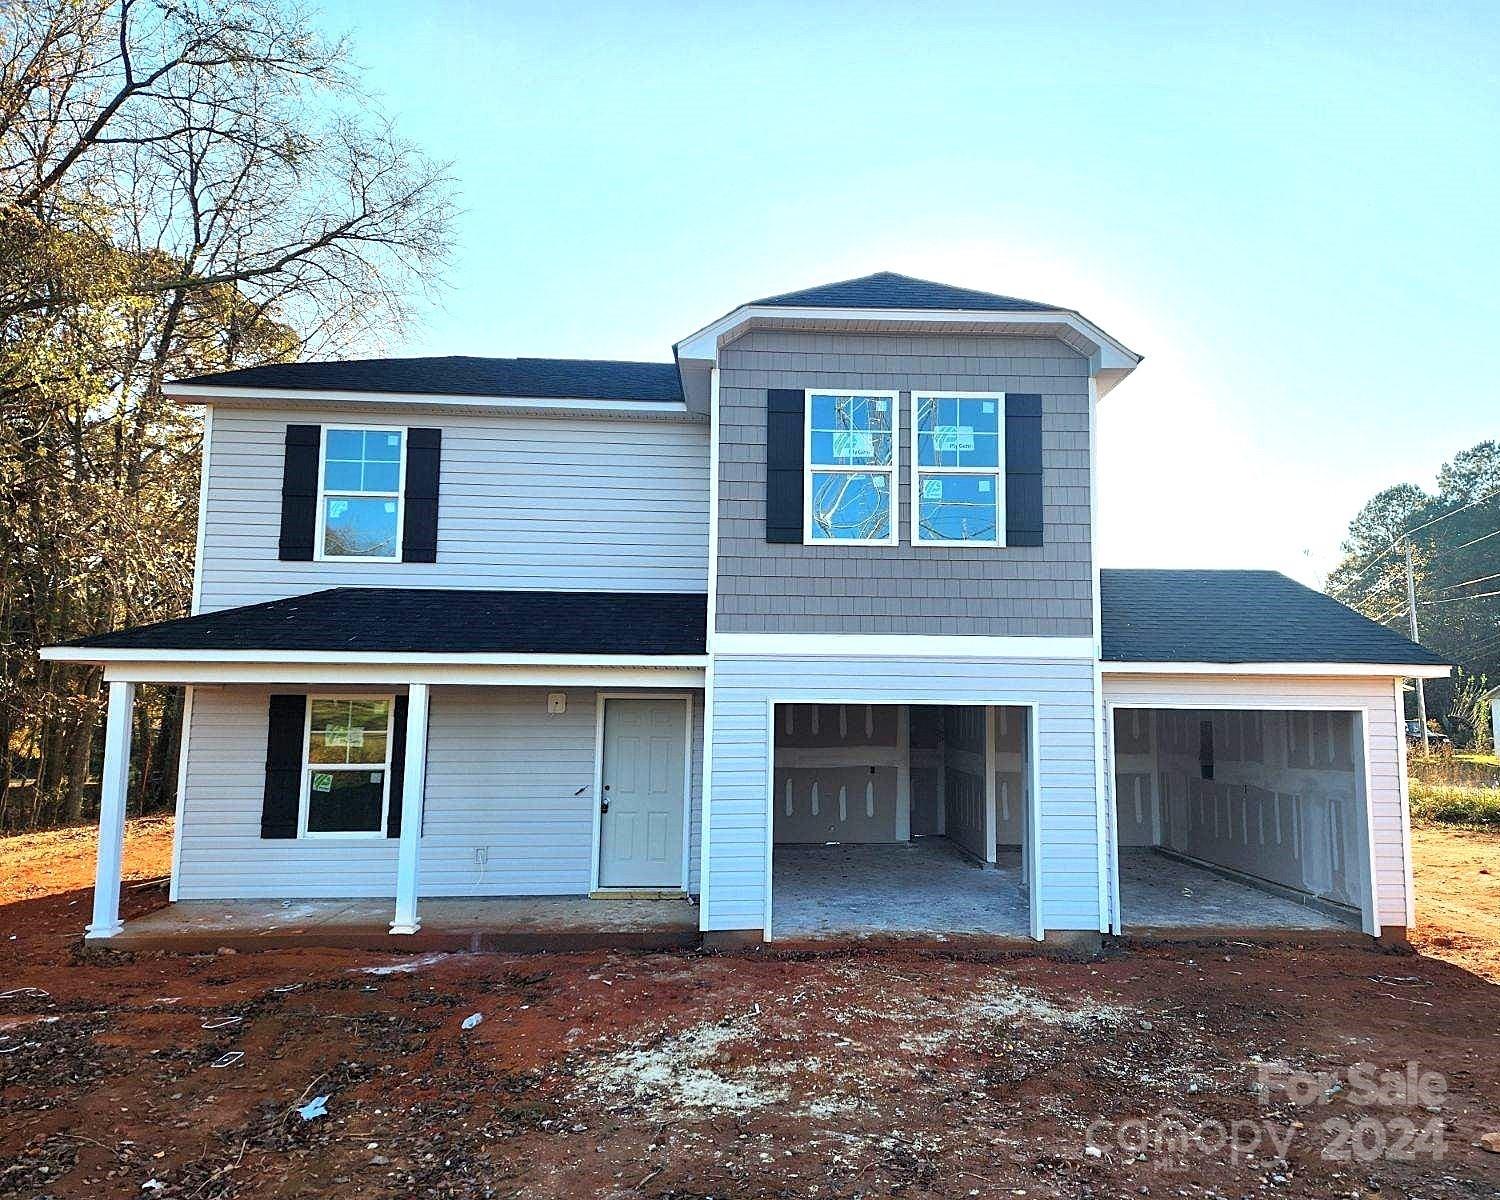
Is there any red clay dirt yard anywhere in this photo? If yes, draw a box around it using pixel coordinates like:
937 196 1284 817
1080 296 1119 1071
2 819 1499 1199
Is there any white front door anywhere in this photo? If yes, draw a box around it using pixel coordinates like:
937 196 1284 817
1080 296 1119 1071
598 698 687 888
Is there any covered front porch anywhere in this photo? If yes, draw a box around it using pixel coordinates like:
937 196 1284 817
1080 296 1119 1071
98 894 700 953
39 587 710 944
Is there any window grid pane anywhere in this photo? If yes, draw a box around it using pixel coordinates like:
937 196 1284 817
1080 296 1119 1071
917 472 1000 543
809 394 894 468
915 395 1000 469
809 470 892 541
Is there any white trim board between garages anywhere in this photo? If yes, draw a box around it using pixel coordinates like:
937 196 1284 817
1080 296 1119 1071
712 634 1096 658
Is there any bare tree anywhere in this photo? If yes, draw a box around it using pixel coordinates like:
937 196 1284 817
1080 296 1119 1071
1 0 457 830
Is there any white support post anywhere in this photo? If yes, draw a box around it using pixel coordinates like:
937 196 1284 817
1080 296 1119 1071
390 683 430 935
984 706 998 864
86 680 136 939
894 705 911 842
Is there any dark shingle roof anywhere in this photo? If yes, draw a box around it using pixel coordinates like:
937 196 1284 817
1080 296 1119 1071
175 357 683 402
60 574 1442 668
1100 569 1446 666
751 271 1062 313
64 589 706 656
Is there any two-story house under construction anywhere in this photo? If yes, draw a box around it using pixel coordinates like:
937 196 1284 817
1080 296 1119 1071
45 273 1448 950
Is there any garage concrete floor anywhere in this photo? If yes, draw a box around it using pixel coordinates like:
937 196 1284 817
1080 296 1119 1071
772 840 1030 940
1118 848 1358 931
771 840 1359 940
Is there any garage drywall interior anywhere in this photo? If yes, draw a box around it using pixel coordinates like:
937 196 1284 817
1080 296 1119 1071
773 704 905 843
1112 708 1367 912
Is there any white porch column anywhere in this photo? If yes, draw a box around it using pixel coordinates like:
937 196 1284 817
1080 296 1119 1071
86 680 135 939
390 682 430 934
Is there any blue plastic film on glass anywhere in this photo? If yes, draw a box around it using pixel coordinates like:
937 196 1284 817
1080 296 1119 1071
917 472 999 542
809 471 892 540
322 496 399 557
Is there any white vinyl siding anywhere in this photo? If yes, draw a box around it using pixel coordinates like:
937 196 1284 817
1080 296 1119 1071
1102 673 1411 929
704 654 1099 934
196 405 708 610
174 684 703 900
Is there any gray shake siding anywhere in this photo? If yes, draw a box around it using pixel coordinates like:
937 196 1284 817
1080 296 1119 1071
704 655 1101 933
197 404 709 612
175 684 704 900
715 330 1093 635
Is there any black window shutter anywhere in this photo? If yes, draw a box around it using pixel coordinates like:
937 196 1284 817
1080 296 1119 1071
401 428 442 563
261 694 307 839
765 389 805 543
278 425 321 561
386 694 409 838
1004 394 1044 547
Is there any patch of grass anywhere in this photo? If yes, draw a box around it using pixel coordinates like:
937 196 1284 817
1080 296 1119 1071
1408 779 1500 827
1408 753 1500 789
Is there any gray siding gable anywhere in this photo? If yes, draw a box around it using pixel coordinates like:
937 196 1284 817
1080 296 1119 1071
715 329 1094 636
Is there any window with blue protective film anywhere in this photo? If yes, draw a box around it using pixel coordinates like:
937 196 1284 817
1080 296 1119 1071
805 393 897 542
319 427 405 559
911 394 1005 544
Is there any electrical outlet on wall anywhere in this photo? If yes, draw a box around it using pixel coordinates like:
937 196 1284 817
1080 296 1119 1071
473 847 488 865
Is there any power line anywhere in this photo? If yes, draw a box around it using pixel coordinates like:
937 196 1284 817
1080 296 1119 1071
1422 588 1500 607
1333 486 1500 587
1452 526 1500 552
1434 570 1500 596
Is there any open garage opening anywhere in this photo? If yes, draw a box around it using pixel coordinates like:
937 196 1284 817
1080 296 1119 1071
769 702 1037 941
1110 707 1373 935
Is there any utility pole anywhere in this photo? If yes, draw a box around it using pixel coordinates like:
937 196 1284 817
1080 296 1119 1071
1404 541 1430 756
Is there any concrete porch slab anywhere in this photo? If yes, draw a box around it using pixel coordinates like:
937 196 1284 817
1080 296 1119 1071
98 895 701 954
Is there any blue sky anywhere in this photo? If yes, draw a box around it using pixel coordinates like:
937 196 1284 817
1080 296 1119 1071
315 1 1498 585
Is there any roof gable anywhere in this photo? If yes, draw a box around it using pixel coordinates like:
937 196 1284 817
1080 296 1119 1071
752 271 1063 313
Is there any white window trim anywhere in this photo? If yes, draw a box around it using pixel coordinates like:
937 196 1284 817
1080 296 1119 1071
909 391 1007 547
298 693 396 839
802 388 900 547
313 423 408 563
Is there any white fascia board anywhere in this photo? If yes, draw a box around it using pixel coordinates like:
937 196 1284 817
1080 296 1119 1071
712 633 1096 659
94 660 706 687
1101 661 1452 679
164 382 691 418
674 304 1141 373
41 646 707 667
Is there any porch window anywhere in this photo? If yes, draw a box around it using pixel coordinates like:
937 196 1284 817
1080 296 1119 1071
317 426 405 560
301 696 394 836
912 393 1004 545
805 390 898 544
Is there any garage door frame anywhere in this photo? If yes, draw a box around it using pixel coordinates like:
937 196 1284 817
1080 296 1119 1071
1103 697 1380 937
763 696 1043 941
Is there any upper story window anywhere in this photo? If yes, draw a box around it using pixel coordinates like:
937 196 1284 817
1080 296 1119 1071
912 393 1005 545
317 426 406 560
301 695 393 837
805 390 898 545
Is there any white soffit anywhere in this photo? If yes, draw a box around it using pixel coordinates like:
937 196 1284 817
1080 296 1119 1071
674 304 1142 393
